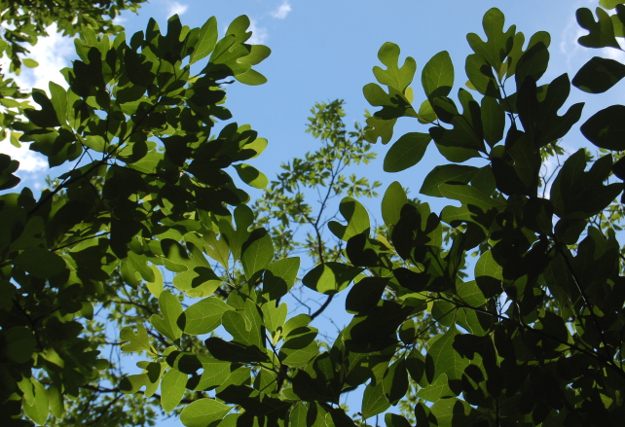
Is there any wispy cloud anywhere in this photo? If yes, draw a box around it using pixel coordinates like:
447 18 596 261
248 20 269 44
270 1 292 19
166 1 188 18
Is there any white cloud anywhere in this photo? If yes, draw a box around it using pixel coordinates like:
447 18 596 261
166 1 188 18
271 1 292 19
0 24 73 177
248 20 269 45
5 24 74 92
1 140 47 176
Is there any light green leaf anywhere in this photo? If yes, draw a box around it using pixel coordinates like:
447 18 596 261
457 280 487 306
235 69 268 85
178 297 233 335
416 373 453 402
23 58 39 68
190 16 218 64
150 291 183 341
282 341 319 368
422 51 454 99
328 197 370 241
241 228 273 280
234 163 268 189
430 398 473 427
381 181 408 227
427 328 470 385
475 250 503 299
362 381 391 419
180 398 231 427
289 401 308 425
23 379 49 425
302 262 363 295
121 324 151 353
146 264 164 298
373 42 417 92
161 369 188 412
47 386 64 418
263 257 300 300
261 301 288 333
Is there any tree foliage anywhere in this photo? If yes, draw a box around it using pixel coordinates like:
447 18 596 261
4 0 625 426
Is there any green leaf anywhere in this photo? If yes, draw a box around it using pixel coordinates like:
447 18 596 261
577 7 620 49
328 197 370 241
180 398 231 427
22 58 39 68
289 401 308 425
361 381 390 419
373 42 417 92
47 386 64 418
263 257 300 300
385 413 412 427
241 228 274 280
382 181 408 227
420 165 479 197
178 297 234 335
383 132 431 172
601 0 625 8
475 250 503 298
190 16 218 64
282 341 319 368
261 301 287 333
234 163 268 189
416 373 453 402
466 8 514 72
150 291 183 341
364 115 396 144
480 96 505 146
235 69 268 85
438 183 499 210
383 359 408 404
422 51 454 99
121 324 151 353
14 247 66 278
23 379 49 425
457 280 487 306
161 369 188 412
302 262 363 295
146 264 164 298
427 329 469 382
430 398 473 427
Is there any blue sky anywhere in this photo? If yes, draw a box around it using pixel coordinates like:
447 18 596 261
8 0 619 198
4 0 624 424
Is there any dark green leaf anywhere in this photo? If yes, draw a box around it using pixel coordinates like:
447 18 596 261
383 132 431 172
573 56 625 93
581 105 625 150
14 247 66 278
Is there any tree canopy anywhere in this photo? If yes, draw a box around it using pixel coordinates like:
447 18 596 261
3 0 625 426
